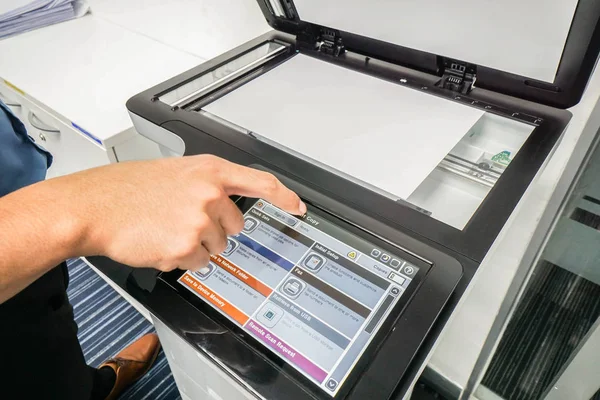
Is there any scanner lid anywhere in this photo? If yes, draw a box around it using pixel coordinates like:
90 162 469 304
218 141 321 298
257 0 600 109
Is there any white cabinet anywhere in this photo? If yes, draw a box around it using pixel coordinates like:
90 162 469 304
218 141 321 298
1 80 113 178
25 106 113 179
0 80 165 178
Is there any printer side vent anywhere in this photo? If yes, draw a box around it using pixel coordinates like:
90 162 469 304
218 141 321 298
437 58 477 94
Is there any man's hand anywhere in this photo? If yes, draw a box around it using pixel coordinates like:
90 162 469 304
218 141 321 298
0 155 305 303
77 155 305 272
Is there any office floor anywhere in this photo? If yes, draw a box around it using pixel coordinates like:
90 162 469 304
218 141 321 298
67 258 180 400
480 261 600 399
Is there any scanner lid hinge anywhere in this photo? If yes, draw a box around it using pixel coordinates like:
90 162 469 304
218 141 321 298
298 27 346 57
437 58 477 94
317 28 345 56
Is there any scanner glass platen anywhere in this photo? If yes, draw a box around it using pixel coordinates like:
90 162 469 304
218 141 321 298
158 44 536 230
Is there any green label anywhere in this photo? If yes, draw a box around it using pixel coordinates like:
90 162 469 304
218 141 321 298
491 151 511 166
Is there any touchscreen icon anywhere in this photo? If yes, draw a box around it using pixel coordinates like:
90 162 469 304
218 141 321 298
302 253 325 272
222 238 239 257
402 264 416 277
257 302 284 328
264 310 275 320
371 249 381 258
380 253 391 263
268 206 298 227
326 379 338 391
390 258 403 270
243 217 259 233
281 278 306 299
192 262 216 281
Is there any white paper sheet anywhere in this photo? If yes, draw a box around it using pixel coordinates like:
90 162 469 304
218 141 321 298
293 0 579 83
204 55 485 199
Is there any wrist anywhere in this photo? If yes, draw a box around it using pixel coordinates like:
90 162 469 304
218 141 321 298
43 175 99 259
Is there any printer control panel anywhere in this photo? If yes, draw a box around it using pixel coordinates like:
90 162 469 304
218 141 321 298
176 198 426 396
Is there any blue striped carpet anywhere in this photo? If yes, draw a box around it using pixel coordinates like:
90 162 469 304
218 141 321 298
67 259 181 400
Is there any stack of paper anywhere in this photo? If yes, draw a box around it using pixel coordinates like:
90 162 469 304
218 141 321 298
0 0 89 39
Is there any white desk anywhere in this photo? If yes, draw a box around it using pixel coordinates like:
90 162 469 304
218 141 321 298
87 0 271 60
0 13 203 178
0 1 270 176
0 14 201 145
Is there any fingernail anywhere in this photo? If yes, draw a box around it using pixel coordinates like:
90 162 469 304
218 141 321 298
299 201 307 215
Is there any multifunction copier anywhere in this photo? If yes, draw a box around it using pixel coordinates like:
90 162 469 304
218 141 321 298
125 1 600 399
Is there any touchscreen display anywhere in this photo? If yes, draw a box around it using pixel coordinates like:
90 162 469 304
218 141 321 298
177 198 420 396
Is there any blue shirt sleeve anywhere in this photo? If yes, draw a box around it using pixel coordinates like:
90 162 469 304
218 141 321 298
0 100 52 197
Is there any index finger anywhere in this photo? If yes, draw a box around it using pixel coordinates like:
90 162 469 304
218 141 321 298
219 162 306 216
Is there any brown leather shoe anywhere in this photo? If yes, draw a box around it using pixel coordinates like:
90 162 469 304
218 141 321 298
99 333 161 400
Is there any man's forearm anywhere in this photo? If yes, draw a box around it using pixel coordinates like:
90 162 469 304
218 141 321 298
0 155 305 305
0 176 89 304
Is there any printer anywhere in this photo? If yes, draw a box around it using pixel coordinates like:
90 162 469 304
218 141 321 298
125 1 600 399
